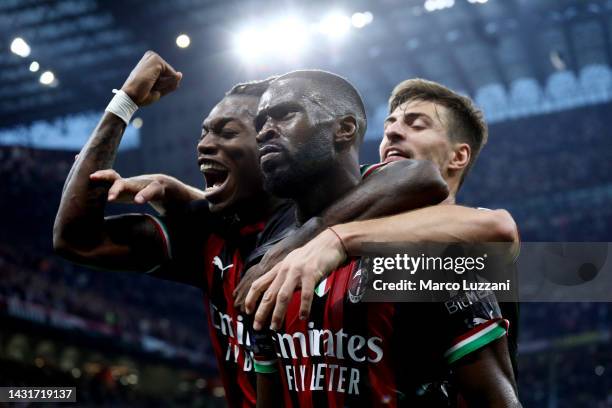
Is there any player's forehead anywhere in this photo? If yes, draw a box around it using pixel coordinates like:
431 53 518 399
259 78 311 110
204 95 258 128
391 99 449 127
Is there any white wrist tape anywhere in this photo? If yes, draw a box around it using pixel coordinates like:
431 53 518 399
105 89 138 125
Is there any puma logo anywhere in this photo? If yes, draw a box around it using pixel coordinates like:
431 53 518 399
213 256 233 279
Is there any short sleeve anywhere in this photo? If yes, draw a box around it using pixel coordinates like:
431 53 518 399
437 289 508 365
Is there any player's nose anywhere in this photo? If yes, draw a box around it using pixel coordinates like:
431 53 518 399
197 133 217 156
383 122 406 144
256 125 280 145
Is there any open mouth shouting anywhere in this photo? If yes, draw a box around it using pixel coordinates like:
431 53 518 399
382 147 413 163
199 159 230 200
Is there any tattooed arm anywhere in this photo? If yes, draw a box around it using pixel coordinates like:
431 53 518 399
53 51 183 271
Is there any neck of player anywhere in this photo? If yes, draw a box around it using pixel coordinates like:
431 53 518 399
232 192 286 224
294 162 360 224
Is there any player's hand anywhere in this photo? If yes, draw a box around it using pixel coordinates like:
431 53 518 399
89 170 203 214
233 264 266 312
233 217 325 312
121 51 182 106
245 228 347 331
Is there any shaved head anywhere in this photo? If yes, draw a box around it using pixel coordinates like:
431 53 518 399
273 70 367 145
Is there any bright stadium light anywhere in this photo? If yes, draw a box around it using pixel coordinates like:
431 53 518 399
468 0 488 3
268 17 309 59
351 12 373 28
10 37 31 57
29 61 40 72
351 12 368 28
424 0 455 12
39 70 55 85
234 17 309 63
318 12 351 39
234 28 267 61
176 34 190 48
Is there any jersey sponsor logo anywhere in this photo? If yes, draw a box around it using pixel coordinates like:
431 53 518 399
444 289 495 315
209 302 253 371
274 323 383 362
274 323 383 396
212 256 233 279
284 362 362 395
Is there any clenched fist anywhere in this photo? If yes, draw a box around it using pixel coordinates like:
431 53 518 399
121 51 183 106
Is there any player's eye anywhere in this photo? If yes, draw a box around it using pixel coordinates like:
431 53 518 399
274 108 295 120
408 118 426 130
281 110 296 119
220 130 238 138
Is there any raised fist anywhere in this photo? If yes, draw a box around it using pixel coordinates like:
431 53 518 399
120 51 183 106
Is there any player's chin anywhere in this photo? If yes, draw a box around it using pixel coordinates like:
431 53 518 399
206 177 237 213
262 170 294 198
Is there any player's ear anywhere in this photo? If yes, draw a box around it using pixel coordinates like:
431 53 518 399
334 115 358 147
448 142 470 171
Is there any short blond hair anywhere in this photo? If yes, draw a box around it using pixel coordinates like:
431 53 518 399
389 78 487 188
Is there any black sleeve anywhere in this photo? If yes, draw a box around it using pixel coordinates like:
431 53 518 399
146 200 213 289
244 201 297 270
435 288 508 366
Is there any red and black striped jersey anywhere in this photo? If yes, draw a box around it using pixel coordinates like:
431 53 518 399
148 200 295 408
142 164 387 406
272 257 508 407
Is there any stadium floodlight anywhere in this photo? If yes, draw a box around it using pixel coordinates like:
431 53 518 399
468 0 488 3
234 17 309 63
234 27 267 61
176 34 190 48
39 71 55 85
268 17 309 59
318 12 351 40
10 37 31 57
29 61 40 72
351 12 373 28
424 0 455 12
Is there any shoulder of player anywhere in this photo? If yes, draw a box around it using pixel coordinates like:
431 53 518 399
258 201 296 243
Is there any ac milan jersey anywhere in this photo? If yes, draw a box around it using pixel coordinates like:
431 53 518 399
273 258 508 407
148 200 295 408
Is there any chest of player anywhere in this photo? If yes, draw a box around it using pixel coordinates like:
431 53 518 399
271 260 397 399
273 260 460 405
277 259 395 360
201 235 254 359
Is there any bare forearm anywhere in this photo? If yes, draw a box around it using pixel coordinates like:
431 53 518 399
455 338 521 407
334 205 518 255
252 161 447 274
320 160 447 227
54 113 126 247
256 374 284 408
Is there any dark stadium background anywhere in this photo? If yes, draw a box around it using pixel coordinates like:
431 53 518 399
1 0 611 406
